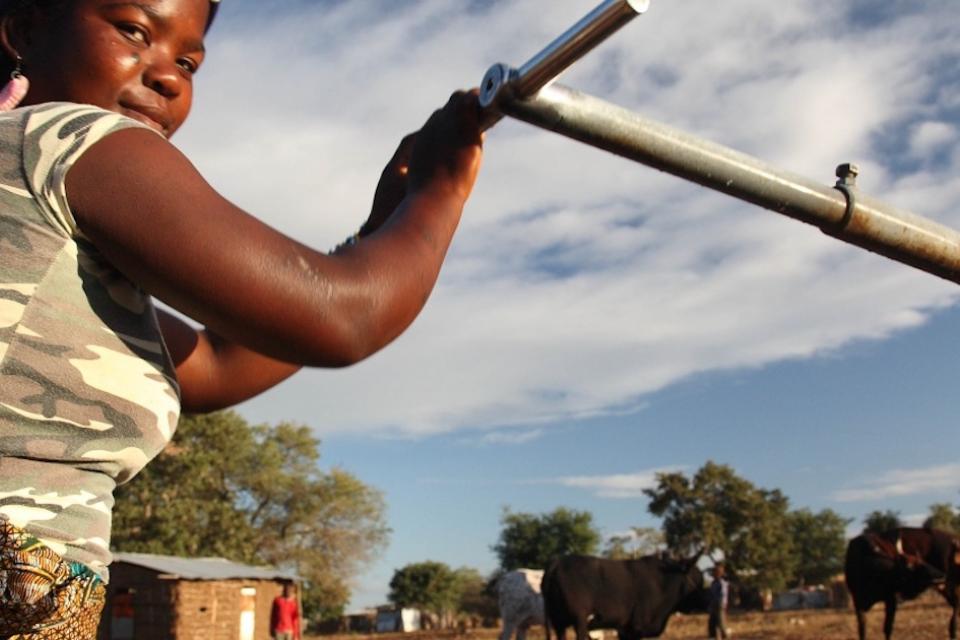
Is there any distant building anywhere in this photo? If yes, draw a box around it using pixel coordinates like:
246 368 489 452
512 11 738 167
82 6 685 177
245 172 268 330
772 576 850 611
312 609 378 635
773 587 831 610
375 607 422 632
98 552 299 640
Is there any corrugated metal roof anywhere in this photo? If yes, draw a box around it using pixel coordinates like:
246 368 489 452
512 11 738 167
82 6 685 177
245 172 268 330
114 552 299 582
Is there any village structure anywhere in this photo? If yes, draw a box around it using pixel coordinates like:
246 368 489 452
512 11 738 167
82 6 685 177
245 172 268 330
96 551 854 639
98 553 299 640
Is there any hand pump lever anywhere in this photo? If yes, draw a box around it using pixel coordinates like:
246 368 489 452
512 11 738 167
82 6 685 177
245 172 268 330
479 0 650 131
476 0 960 285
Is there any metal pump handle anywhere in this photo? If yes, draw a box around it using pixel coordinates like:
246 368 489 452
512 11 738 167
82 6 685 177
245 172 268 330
479 0 650 130
475 1 960 284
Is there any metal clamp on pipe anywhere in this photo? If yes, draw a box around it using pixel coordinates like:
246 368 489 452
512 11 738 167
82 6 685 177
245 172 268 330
479 0 651 131
830 163 859 231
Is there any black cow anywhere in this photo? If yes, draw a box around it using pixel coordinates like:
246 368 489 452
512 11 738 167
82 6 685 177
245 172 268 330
541 554 705 640
845 527 960 639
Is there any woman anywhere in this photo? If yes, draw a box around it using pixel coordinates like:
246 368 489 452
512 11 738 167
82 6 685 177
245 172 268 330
0 0 483 634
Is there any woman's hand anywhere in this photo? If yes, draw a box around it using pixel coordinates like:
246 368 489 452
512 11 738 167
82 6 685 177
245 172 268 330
408 90 483 202
359 133 415 237
360 90 483 238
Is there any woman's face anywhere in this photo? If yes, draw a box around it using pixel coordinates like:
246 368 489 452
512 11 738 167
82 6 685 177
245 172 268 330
14 0 209 137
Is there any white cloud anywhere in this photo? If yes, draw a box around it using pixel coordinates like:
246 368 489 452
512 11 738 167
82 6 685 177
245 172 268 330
461 428 546 446
547 467 685 499
910 121 957 158
180 1 960 436
832 464 960 502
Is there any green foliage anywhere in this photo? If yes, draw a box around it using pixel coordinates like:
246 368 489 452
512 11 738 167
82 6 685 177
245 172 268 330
112 411 260 560
452 567 498 620
923 503 960 533
603 527 664 560
112 411 389 623
492 507 600 570
862 509 903 534
386 563 496 624
787 508 851 586
388 561 460 615
645 461 796 592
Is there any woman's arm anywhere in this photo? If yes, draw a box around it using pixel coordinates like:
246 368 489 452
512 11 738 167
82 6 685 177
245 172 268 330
65 91 482 410
156 308 301 412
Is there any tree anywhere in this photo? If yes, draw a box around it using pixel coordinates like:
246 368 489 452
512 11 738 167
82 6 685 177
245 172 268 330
603 527 665 560
389 561 460 619
863 510 902 534
923 503 960 533
787 508 851 586
112 411 390 622
452 567 498 622
645 461 797 592
111 411 261 560
492 507 600 570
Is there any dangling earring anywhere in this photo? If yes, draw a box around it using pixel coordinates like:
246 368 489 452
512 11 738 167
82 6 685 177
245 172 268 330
0 55 29 111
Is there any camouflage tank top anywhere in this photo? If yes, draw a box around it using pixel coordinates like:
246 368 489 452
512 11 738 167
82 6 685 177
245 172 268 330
0 103 181 580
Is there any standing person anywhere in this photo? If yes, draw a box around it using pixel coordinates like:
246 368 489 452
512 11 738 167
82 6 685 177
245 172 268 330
707 563 730 639
0 0 483 636
271 583 301 640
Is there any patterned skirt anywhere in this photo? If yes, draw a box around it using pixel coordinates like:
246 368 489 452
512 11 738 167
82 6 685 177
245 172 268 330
0 517 105 639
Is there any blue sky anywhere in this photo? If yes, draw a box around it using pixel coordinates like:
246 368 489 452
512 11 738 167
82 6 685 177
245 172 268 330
175 0 960 609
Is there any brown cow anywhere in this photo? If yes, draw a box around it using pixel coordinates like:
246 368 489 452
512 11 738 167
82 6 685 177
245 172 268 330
844 527 960 640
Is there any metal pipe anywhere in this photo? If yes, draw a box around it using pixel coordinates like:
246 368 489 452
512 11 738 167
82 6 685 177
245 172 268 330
479 0 650 130
514 0 650 98
496 82 960 284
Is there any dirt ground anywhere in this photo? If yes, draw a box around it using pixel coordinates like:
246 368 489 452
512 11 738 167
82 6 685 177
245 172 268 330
308 594 954 640
658 595 950 639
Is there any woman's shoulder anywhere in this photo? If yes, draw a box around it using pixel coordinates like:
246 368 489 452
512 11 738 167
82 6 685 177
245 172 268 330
11 102 158 181
10 101 152 135
0 102 155 153
0 102 156 238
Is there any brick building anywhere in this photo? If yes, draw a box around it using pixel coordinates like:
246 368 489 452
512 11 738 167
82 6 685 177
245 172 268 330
98 552 300 640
